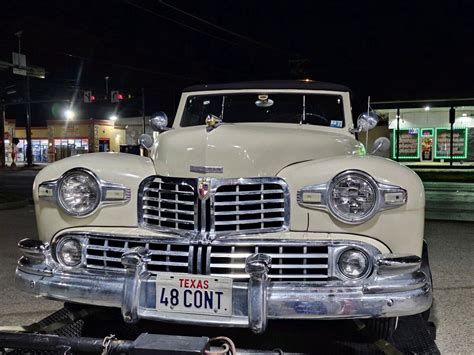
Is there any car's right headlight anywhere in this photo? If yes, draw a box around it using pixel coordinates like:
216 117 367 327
327 171 378 224
57 169 101 217
297 169 407 224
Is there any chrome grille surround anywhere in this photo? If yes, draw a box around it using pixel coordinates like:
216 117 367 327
138 176 290 238
56 233 380 283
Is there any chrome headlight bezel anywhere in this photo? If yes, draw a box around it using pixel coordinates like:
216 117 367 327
326 171 379 224
56 168 102 217
297 169 407 225
55 236 83 267
38 168 132 218
336 247 371 279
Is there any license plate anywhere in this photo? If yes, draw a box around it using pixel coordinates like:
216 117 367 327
155 273 233 316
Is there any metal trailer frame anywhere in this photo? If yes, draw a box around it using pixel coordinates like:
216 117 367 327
0 303 439 354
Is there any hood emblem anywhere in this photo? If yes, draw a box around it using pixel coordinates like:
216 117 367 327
190 165 223 174
205 114 223 132
197 178 211 200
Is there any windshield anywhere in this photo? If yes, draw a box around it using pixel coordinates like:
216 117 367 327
181 93 345 128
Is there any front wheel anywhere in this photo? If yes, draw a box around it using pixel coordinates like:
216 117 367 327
363 317 398 340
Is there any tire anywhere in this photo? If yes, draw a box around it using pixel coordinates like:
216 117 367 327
363 317 398 340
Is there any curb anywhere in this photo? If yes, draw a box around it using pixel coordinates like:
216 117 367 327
0 199 29 210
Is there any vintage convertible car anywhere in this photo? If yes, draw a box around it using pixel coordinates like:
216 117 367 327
16 81 432 338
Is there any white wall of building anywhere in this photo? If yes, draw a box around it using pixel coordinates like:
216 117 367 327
381 107 474 129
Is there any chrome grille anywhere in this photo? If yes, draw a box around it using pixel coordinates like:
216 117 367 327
210 244 329 281
139 176 289 236
83 236 328 281
141 179 196 231
213 182 286 233
86 236 189 273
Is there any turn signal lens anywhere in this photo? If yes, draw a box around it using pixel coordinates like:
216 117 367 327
57 238 82 267
338 249 369 278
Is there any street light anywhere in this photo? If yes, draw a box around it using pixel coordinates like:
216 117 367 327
109 114 118 121
64 109 75 120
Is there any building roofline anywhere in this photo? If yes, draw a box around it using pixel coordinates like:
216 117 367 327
182 80 350 93
372 97 474 109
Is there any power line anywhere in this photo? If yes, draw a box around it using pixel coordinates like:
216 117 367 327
158 0 287 55
60 51 197 81
123 0 250 50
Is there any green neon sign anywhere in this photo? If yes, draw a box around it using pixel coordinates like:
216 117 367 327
392 128 420 159
434 127 468 159
420 128 434 137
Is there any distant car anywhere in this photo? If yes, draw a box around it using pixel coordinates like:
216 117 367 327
16 81 432 339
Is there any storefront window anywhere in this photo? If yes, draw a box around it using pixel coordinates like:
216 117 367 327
381 105 473 166
54 138 89 161
16 139 49 162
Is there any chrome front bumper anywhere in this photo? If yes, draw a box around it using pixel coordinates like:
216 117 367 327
15 239 432 334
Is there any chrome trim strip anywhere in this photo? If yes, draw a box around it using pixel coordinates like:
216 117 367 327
190 165 224 174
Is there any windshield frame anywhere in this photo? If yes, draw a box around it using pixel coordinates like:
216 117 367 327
174 89 352 134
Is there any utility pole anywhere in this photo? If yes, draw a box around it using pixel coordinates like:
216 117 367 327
15 31 33 167
25 75 33 167
142 88 146 134
0 103 5 168
105 76 110 98
0 31 45 168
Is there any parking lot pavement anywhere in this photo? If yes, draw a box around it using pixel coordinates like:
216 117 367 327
0 205 472 353
0 206 62 326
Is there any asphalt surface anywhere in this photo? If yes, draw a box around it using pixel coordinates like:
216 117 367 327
0 204 472 353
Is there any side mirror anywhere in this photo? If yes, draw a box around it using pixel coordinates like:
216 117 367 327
351 111 380 133
150 112 170 132
138 134 154 150
371 137 391 154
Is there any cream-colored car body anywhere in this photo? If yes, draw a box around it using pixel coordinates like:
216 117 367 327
19 83 431 334
33 89 425 257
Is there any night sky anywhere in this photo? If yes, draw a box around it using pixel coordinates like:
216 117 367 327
1 0 473 126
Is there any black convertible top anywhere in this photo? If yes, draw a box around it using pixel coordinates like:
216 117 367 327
182 80 350 93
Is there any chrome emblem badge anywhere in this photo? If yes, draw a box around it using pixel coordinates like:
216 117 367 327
197 178 211 200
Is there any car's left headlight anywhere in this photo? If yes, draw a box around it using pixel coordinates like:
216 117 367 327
57 169 101 216
297 170 407 224
38 168 131 218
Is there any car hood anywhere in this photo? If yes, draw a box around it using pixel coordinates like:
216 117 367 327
153 123 363 178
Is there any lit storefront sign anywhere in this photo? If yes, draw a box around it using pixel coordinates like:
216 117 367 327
392 128 420 159
392 127 469 160
434 127 468 159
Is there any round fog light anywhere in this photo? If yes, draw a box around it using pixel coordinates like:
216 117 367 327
57 238 82 266
338 249 369 278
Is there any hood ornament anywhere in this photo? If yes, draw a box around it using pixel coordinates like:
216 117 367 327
205 114 223 132
197 178 211 200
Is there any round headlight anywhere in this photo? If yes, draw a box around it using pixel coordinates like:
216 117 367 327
327 171 378 224
338 249 369 278
57 238 82 267
57 169 101 217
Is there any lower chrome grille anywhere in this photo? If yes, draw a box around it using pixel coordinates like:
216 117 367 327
86 236 189 274
209 244 329 281
84 236 328 282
